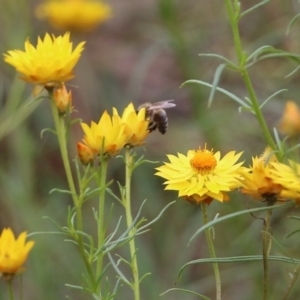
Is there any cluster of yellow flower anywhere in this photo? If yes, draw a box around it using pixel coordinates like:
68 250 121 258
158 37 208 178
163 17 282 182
78 103 150 164
156 146 300 206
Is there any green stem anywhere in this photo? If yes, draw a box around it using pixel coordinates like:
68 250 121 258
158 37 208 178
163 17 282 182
48 90 96 287
224 0 277 151
262 209 272 300
124 148 140 300
96 158 108 289
7 281 14 300
201 202 221 300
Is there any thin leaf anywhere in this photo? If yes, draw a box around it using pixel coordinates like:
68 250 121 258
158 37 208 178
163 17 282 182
188 203 293 245
160 288 211 299
260 89 288 109
179 255 300 280
286 13 300 35
181 80 250 108
208 63 227 107
240 0 270 18
198 53 238 68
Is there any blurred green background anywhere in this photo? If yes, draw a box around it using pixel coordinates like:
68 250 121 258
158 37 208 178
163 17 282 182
1 0 300 299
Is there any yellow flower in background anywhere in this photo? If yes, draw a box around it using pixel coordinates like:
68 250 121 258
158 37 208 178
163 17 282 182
36 0 112 32
279 101 300 136
3 32 85 87
0 228 34 280
238 147 282 204
81 110 127 157
270 160 300 203
120 103 150 147
155 146 244 205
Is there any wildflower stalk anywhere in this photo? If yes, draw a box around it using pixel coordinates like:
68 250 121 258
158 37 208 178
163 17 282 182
224 0 277 151
201 202 221 300
7 281 15 300
124 148 140 300
262 208 272 300
48 90 96 287
96 157 108 287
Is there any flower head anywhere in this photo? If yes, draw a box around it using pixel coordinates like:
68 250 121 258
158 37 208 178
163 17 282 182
279 101 300 136
120 103 150 147
238 147 282 204
36 0 112 32
80 109 127 158
0 228 35 281
155 146 244 205
270 160 300 203
3 32 85 87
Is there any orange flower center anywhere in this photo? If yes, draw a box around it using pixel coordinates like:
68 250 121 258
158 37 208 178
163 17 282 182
190 150 217 175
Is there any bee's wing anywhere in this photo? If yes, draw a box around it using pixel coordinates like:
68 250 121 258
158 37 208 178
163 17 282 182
146 100 176 110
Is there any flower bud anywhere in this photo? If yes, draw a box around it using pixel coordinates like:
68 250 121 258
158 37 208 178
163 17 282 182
54 84 72 113
77 142 95 165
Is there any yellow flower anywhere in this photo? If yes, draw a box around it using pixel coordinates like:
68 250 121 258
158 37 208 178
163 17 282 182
238 147 282 204
270 160 300 202
279 101 300 136
3 32 85 87
81 109 127 157
0 228 34 280
120 103 150 147
155 147 244 205
35 0 112 32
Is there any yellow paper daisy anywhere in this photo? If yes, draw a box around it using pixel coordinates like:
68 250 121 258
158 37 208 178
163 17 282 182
0 228 35 281
81 109 127 158
238 147 282 204
270 160 300 202
120 103 150 147
155 147 244 205
3 32 85 87
36 0 112 32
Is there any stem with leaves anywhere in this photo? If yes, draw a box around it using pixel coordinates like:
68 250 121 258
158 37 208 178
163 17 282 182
96 157 109 291
124 148 140 300
201 202 221 300
224 0 276 151
48 89 96 288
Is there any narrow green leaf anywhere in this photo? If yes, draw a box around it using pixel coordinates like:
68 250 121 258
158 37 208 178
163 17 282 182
188 203 294 245
181 80 250 108
160 288 211 299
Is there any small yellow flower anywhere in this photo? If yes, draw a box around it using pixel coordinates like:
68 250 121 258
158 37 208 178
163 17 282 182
81 109 127 157
120 103 150 147
155 146 244 205
77 142 95 165
0 228 34 281
238 147 282 204
270 160 300 202
54 83 72 113
3 32 85 87
279 101 300 136
36 0 112 32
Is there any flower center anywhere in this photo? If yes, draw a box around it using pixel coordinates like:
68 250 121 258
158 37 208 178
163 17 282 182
190 149 217 174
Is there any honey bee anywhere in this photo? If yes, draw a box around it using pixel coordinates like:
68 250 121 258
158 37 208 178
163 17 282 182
138 100 175 134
